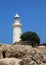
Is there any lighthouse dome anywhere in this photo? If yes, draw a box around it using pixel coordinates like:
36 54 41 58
15 13 20 18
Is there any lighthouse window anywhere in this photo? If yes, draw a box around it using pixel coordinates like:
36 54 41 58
15 17 19 20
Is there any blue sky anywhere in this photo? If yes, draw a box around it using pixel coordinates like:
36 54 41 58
0 0 46 44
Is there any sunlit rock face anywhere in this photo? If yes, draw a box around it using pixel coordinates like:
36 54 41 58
0 44 46 65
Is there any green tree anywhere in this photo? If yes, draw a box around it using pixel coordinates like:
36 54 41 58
21 31 40 46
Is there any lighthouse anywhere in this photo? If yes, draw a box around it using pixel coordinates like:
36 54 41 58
13 13 22 43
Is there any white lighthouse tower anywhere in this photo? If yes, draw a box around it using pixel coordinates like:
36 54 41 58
13 13 22 43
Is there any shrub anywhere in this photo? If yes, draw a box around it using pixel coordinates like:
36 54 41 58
21 31 40 46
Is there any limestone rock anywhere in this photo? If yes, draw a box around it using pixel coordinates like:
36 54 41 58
0 44 32 58
13 41 31 45
0 44 46 65
20 48 45 65
0 58 22 65
37 46 46 59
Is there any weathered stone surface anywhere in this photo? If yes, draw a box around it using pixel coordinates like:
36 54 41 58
0 44 32 58
0 58 46 65
0 44 46 65
20 48 45 65
37 46 46 59
13 41 32 45
0 58 22 65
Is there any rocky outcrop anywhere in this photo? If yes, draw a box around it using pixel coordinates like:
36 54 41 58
0 44 46 65
37 46 46 59
13 41 31 45
0 58 22 65
0 44 32 58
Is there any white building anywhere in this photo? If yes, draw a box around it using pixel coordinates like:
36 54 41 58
13 14 22 43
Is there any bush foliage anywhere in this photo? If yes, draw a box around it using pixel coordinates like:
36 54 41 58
21 31 40 46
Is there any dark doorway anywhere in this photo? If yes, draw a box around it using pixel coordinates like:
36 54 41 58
2 51 5 58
